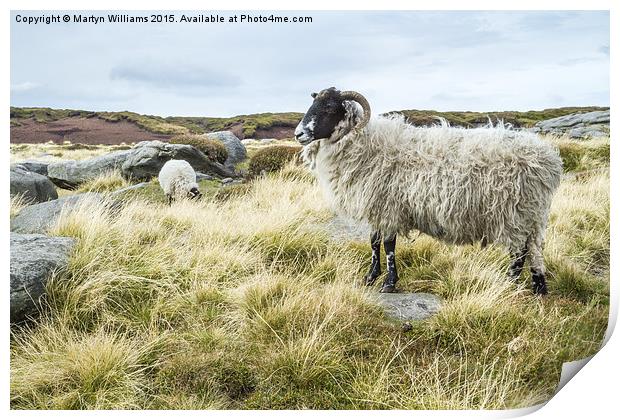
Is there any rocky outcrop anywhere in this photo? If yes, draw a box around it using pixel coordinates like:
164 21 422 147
10 193 101 234
13 160 49 176
45 141 235 189
531 110 610 139
204 131 247 169
121 140 235 180
47 149 132 189
10 165 58 204
377 292 442 322
10 233 75 323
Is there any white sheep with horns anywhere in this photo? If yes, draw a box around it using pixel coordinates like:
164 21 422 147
158 159 202 205
295 87 563 294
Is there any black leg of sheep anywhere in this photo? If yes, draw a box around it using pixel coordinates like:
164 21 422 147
365 231 382 286
531 270 548 295
508 247 528 281
381 234 399 293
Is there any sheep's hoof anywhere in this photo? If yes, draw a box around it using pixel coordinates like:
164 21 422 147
364 273 380 286
379 283 398 293
533 283 548 295
532 272 548 295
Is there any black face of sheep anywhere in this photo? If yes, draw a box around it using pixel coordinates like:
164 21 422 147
295 87 371 145
188 187 202 200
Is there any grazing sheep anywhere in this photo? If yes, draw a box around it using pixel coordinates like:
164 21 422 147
158 159 202 204
295 87 563 295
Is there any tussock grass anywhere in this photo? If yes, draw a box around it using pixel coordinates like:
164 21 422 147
10 193 28 218
75 170 129 193
10 145 609 409
551 136 610 173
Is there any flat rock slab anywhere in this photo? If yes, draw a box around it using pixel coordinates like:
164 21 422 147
324 214 372 242
531 110 610 139
377 292 442 321
10 233 75 323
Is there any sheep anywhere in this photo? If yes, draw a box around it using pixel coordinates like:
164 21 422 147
294 87 563 295
158 159 202 205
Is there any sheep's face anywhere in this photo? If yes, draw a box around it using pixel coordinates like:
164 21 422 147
295 87 346 145
188 186 202 200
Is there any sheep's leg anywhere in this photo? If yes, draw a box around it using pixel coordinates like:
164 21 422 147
364 231 382 286
380 234 399 293
167 194 173 206
528 232 548 295
508 246 528 281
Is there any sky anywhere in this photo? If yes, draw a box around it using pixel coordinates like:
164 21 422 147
10 10 609 117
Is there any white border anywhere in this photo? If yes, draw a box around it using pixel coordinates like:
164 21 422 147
3 1 616 419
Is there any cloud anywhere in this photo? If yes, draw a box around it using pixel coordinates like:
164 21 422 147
10 10 609 115
109 62 242 90
11 81 39 92
558 57 602 67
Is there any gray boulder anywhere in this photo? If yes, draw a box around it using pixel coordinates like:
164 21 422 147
532 110 610 139
205 131 247 168
47 149 132 189
196 172 214 181
10 166 58 204
10 233 75 323
377 292 442 322
10 193 101 234
13 160 49 176
121 140 234 180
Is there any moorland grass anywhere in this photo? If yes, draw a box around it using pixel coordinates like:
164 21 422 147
9 137 610 410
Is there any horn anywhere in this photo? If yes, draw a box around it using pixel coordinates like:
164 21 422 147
340 90 371 131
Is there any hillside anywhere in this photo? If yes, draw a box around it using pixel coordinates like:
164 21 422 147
10 106 609 145
395 106 609 128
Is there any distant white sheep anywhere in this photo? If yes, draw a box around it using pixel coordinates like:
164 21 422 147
295 87 563 295
158 159 202 204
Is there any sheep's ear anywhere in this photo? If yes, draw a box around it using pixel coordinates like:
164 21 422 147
311 92 318 99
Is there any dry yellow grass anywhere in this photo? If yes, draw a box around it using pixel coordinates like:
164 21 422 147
10 142 133 163
9 137 610 410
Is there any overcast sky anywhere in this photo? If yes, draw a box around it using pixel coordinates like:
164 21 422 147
10 10 609 117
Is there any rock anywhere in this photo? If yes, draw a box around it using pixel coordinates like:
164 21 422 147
47 141 236 189
324 214 372 242
13 160 49 176
121 140 234 181
109 182 149 196
260 138 276 144
221 177 233 184
377 292 442 322
10 166 58 204
532 110 610 139
196 172 213 181
10 193 101 234
205 131 247 168
10 233 75 323
47 149 132 189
